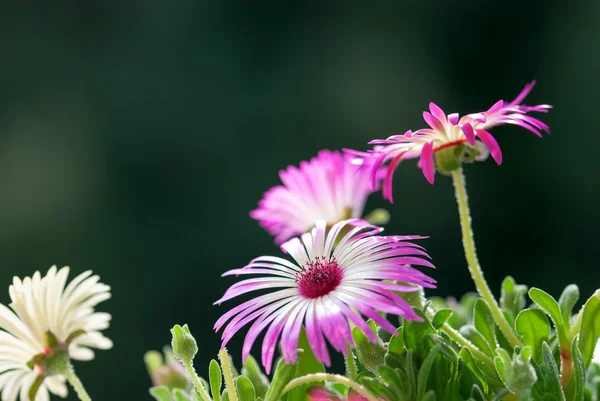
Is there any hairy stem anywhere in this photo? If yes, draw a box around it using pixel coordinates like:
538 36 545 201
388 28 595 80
451 168 521 348
281 373 379 401
183 359 212 401
64 365 92 401
219 348 239 401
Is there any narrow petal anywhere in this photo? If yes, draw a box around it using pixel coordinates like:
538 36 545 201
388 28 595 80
461 123 476 146
420 141 435 184
476 129 503 165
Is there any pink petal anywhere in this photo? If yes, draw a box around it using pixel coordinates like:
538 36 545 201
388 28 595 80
423 112 445 132
429 102 448 124
476 129 503 165
448 113 459 125
420 141 435 184
461 123 476 146
487 100 504 113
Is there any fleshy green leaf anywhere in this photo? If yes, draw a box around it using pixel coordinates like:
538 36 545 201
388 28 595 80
565 336 585 401
458 348 488 395
236 376 256 401
210 359 222 401
530 288 567 344
500 276 528 321
388 329 404 355
432 309 453 330
578 290 600 369
241 355 270 399
150 386 172 401
173 389 193 401
559 285 580 331
287 330 325 401
417 345 440 401
473 299 497 349
515 308 551 362
264 355 299 401
352 326 386 373
459 325 494 357
541 342 566 401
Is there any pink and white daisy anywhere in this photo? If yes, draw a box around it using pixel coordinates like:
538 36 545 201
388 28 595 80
214 219 436 374
250 150 382 244
354 81 551 201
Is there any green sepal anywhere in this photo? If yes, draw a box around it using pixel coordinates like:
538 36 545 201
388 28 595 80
494 347 537 396
29 375 45 401
64 329 86 345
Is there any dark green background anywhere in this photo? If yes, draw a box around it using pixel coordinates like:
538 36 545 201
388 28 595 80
0 2 598 400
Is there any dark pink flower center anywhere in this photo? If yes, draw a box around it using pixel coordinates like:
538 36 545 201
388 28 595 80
296 257 343 299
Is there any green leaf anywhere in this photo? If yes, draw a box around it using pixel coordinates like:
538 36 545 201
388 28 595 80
417 345 440 401
388 329 404 355
210 359 222 401
578 290 600 369
287 330 325 401
470 385 485 401
541 342 566 401
458 348 488 395
494 347 537 396
530 288 567 344
359 377 395 401
241 355 270 399
473 299 497 349
403 309 436 360
565 336 585 401
515 308 551 362
150 386 172 401
559 285 580 331
378 365 405 401
459 325 493 357
500 276 528 321
421 389 437 401
236 376 256 401
264 355 298 401
432 309 453 330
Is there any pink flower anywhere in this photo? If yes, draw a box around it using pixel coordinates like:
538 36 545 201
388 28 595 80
355 81 551 202
250 150 382 244
310 387 369 401
214 219 435 373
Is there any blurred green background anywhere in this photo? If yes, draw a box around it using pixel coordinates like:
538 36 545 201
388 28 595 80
0 2 598 400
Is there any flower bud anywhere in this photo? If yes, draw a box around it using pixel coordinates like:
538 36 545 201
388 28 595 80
171 324 198 364
144 348 189 390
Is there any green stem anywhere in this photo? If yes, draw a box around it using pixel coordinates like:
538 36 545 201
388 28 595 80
183 359 212 401
219 348 239 401
63 364 92 401
281 373 379 401
451 168 521 349
344 347 358 380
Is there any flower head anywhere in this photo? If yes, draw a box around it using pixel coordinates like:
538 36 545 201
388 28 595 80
214 219 435 373
355 81 551 201
0 266 112 401
250 150 382 244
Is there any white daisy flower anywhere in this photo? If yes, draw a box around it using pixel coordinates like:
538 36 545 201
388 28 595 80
0 266 112 401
